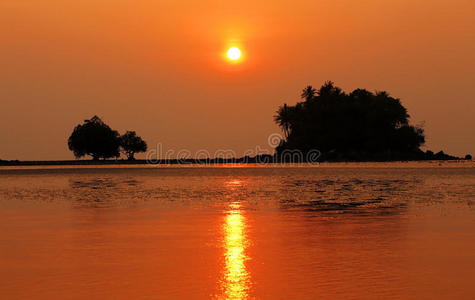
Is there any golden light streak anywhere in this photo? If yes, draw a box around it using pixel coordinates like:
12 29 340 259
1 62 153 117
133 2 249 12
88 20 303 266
221 202 250 299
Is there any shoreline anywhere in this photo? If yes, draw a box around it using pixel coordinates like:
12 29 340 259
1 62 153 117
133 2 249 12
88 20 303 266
0 158 471 167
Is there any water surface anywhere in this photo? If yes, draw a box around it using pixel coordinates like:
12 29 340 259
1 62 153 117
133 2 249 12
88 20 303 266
1 162 474 299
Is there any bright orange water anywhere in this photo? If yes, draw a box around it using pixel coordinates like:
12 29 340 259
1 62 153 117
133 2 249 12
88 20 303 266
1 162 474 299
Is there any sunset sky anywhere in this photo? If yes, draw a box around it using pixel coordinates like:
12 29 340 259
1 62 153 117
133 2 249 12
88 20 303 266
1 0 474 160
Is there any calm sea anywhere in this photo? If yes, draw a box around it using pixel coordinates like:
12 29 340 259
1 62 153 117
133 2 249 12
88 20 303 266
1 162 474 299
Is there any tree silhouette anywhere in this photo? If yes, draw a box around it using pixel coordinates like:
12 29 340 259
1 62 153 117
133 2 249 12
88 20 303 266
120 131 147 160
274 82 426 161
274 104 293 138
317 81 342 97
301 85 316 101
68 116 120 160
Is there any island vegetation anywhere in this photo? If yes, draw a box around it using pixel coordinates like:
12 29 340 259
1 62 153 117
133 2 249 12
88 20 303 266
274 81 461 161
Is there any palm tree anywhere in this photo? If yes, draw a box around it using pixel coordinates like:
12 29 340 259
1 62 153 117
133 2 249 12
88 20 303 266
274 103 293 138
301 85 316 101
317 81 343 97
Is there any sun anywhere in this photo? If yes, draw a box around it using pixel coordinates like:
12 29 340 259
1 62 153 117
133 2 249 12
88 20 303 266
227 47 242 61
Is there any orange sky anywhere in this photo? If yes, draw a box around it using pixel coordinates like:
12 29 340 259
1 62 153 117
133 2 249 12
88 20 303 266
1 0 474 160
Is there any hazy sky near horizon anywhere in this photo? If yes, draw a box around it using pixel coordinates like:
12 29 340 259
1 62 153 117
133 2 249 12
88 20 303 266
1 0 474 160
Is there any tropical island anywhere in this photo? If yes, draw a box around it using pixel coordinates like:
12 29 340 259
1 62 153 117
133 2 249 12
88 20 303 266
274 81 463 161
0 82 472 165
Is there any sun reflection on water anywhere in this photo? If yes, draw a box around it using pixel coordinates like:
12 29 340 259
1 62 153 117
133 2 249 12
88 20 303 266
221 202 250 299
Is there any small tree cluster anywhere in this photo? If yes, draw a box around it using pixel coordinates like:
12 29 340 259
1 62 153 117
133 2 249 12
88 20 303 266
68 116 147 160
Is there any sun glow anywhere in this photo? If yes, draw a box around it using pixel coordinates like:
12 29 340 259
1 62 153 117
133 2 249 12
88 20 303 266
227 47 242 61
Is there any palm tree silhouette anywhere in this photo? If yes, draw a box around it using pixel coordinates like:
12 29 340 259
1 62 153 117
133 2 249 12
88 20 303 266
301 85 316 101
274 103 293 139
317 81 342 97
